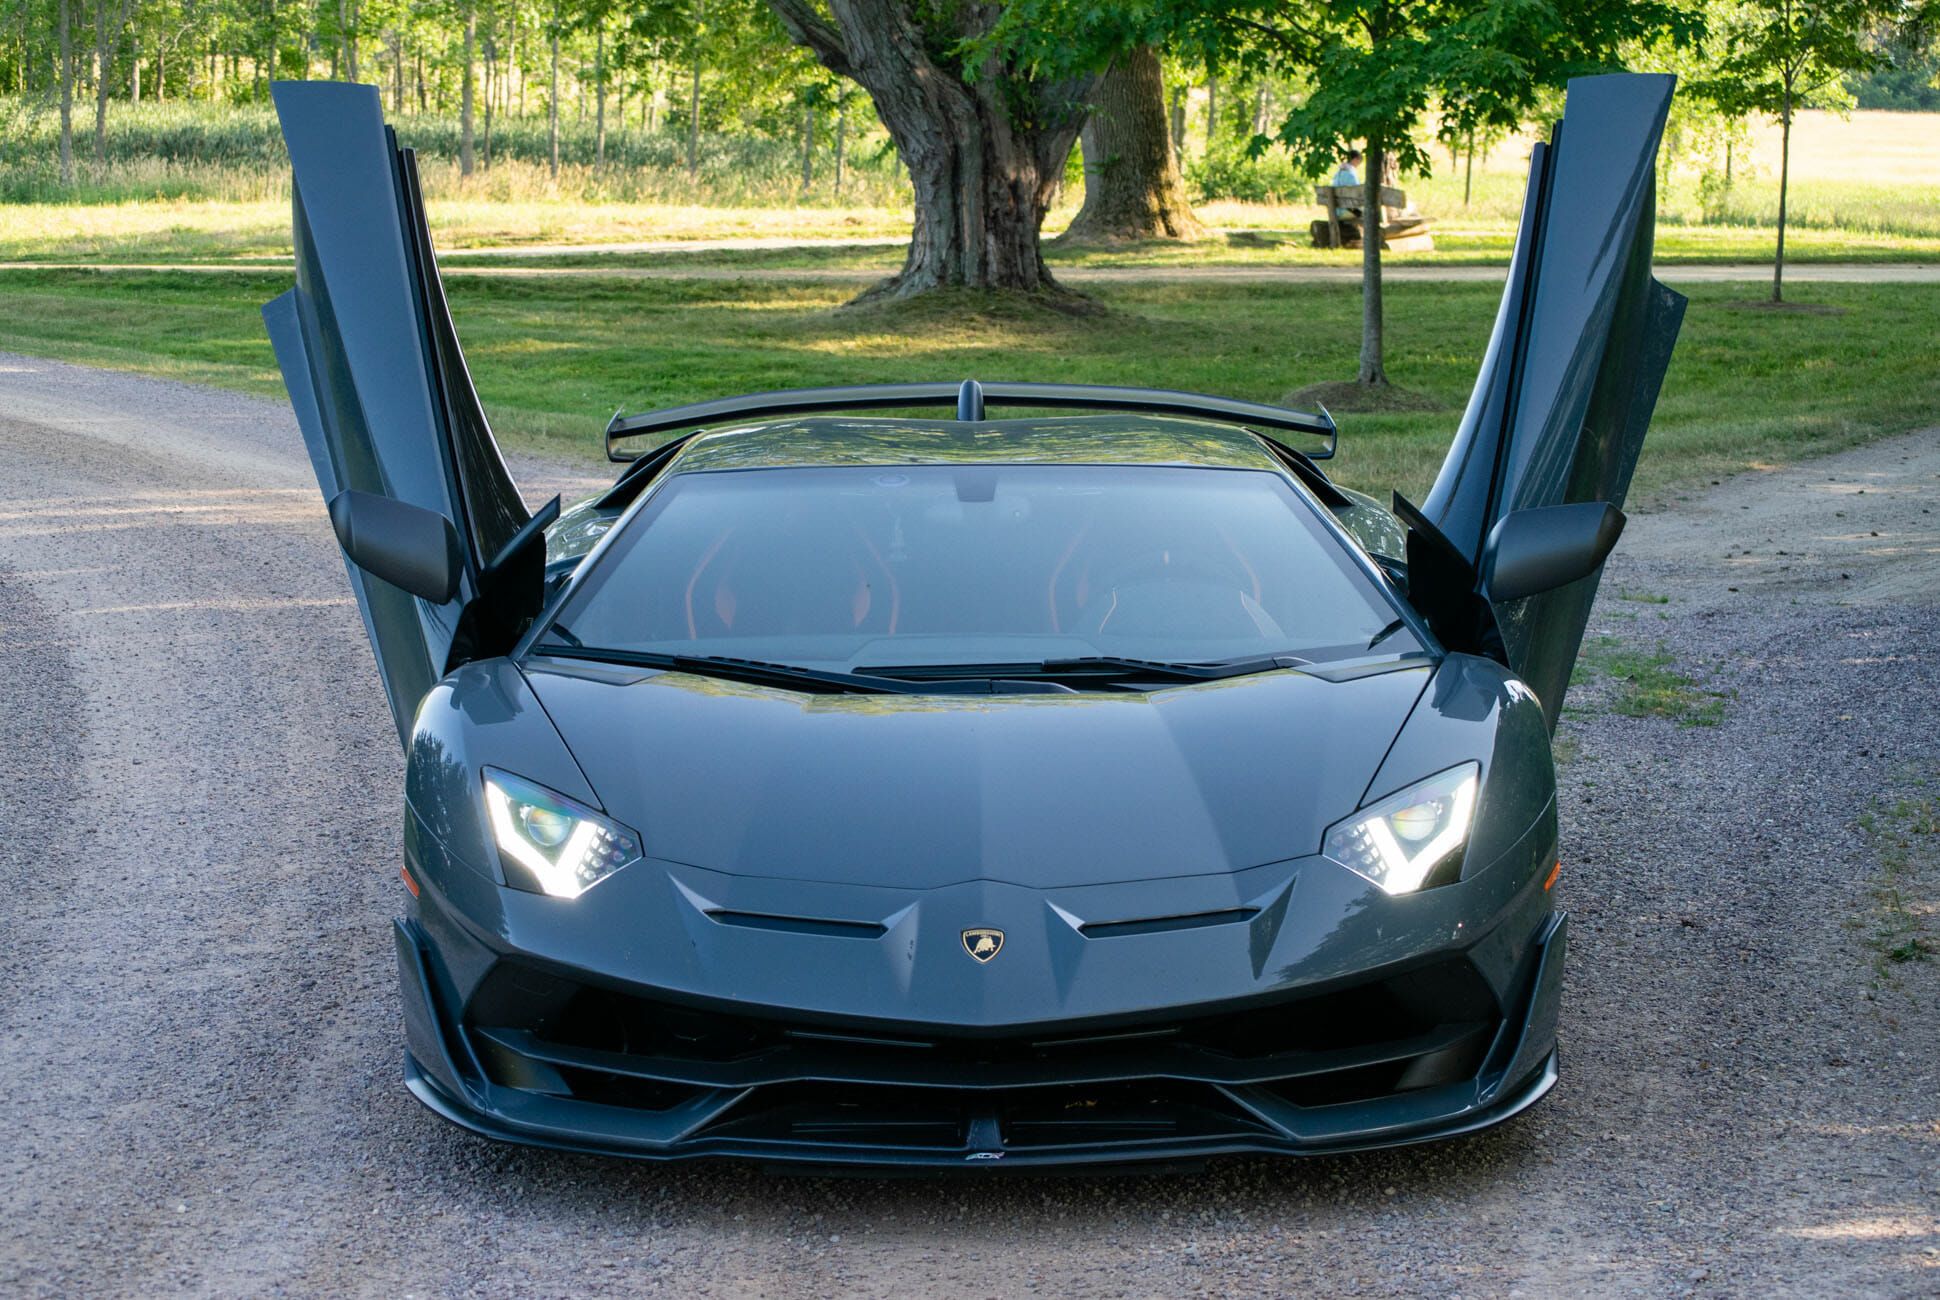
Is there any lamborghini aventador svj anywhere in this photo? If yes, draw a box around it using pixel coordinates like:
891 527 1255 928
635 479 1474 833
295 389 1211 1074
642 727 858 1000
263 73 1686 1168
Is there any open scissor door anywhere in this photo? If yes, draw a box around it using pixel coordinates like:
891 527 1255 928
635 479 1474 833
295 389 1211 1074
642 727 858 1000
262 81 530 743
1422 73 1687 728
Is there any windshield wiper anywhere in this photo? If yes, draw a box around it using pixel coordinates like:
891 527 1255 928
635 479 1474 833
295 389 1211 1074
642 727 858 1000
531 644 920 695
1366 617 1407 650
857 654 1309 687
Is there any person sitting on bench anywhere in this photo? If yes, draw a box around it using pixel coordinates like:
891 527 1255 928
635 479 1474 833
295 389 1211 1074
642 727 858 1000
1331 149 1364 206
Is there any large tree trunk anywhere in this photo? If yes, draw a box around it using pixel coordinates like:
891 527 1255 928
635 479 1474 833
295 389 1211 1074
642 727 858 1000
1063 48 1202 243
766 0 1097 301
1358 136 1388 386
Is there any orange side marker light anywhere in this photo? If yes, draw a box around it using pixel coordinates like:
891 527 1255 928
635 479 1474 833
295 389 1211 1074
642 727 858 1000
400 865 421 898
1543 860 1561 891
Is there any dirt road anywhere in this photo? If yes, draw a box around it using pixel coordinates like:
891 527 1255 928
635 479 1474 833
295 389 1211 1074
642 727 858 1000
0 353 1933 1297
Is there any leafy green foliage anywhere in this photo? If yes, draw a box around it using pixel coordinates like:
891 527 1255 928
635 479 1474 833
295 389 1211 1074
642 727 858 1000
1691 0 1889 123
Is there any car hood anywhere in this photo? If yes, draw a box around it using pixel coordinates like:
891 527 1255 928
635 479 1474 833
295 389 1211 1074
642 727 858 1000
522 657 1433 891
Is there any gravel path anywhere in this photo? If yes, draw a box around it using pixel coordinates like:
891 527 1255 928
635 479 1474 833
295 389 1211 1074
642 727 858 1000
0 352 1932 1297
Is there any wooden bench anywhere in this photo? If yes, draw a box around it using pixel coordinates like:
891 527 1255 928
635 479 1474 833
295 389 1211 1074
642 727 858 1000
1311 184 1435 253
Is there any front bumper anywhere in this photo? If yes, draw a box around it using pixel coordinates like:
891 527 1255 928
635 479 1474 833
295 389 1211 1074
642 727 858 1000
393 900 1567 1169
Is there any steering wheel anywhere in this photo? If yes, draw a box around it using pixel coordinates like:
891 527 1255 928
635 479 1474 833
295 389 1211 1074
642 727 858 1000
1075 549 1252 637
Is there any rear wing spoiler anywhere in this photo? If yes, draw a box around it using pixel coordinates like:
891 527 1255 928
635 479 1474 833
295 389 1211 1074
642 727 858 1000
604 380 1338 462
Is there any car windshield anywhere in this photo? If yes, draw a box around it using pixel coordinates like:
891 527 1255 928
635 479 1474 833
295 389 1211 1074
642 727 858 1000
537 464 1415 673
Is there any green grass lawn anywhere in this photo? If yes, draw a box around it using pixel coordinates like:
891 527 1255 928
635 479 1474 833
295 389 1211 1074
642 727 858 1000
0 268 1931 502
8 98 1935 270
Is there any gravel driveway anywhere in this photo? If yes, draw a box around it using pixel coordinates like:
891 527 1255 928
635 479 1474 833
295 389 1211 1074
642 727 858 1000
0 353 1933 1297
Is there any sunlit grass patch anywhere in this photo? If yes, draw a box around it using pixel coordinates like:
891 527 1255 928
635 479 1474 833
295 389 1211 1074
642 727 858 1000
0 271 1932 508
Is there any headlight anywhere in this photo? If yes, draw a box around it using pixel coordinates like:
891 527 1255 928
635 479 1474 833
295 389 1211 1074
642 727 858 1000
1322 763 1479 895
482 769 641 899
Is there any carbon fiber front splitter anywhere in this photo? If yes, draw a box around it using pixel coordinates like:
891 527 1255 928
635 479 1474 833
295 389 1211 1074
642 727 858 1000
394 911 1567 1171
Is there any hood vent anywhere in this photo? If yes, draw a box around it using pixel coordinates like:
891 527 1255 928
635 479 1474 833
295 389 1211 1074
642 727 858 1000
705 909 888 940
1078 906 1260 940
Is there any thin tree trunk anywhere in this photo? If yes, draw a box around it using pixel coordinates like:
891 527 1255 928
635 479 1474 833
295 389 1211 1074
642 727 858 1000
415 47 425 111
482 28 494 167
341 0 357 81
801 95 813 190
547 21 559 175
1773 87 1791 303
833 99 845 196
391 30 401 111
1203 74 1217 150
91 0 108 165
57 0 74 185
686 47 700 176
594 25 605 170
1463 129 1474 207
129 34 139 101
1064 47 1202 242
459 2 475 173
1358 136 1388 386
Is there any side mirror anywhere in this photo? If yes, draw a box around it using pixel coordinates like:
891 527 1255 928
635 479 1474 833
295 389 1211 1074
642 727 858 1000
1482 502 1625 603
327 489 463 603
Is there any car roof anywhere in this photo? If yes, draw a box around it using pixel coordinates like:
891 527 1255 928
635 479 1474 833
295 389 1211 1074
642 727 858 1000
664 414 1290 474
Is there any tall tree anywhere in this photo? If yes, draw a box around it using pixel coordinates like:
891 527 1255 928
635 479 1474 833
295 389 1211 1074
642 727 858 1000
1063 47 1204 243
765 0 1102 301
547 1 559 174
341 0 358 81
685 2 702 175
594 20 606 169
461 0 477 174
58 0 75 184
1119 0 1697 390
1696 0 1897 301
93 0 135 164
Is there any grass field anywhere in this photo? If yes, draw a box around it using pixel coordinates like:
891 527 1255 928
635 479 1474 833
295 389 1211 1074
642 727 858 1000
2 102 1936 266
0 268 1929 503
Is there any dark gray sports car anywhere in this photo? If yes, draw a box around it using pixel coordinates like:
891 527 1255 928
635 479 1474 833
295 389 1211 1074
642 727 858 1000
263 72 1684 1168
